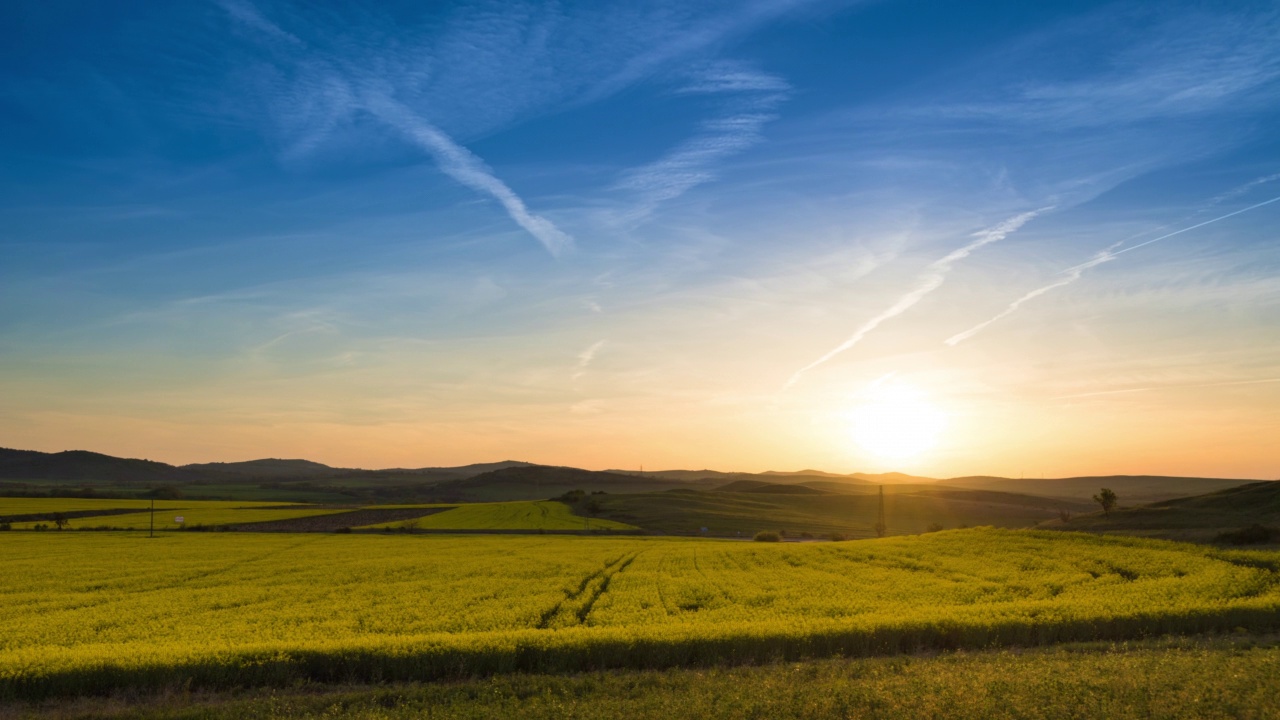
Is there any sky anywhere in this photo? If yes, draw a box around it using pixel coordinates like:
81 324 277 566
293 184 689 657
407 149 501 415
1 0 1278 478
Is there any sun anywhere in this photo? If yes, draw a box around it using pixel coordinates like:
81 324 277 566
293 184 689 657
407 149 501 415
848 381 947 465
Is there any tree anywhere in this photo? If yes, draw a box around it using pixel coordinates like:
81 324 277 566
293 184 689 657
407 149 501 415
52 512 69 531
1093 488 1118 517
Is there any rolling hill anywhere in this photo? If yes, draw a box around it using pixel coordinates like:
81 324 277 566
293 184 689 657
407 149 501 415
943 475 1256 503
0 446 1262 510
422 466 711 502
585 487 1097 537
1045 480 1280 542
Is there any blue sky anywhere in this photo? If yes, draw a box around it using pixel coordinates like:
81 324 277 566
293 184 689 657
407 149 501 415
2 0 1278 476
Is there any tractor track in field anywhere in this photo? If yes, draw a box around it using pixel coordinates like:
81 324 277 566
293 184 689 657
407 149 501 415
537 551 643 629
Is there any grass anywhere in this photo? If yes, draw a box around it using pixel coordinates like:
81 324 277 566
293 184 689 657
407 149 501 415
3 635 1277 719
0 497 347 531
591 489 1082 537
9 506 351 531
2 529 1278 699
1046 481 1280 543
0 498 203 517
359 501 636 530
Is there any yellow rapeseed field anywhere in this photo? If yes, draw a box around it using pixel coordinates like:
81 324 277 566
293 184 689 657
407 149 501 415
0 528 1277 698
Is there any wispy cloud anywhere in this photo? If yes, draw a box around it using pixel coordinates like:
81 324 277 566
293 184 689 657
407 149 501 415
785 209 1048 389
218 1 574 257
572 339 607 380
1205 172 1280 207
1055 377 1280 400
215 0 302 45
616 63 789 217
946 191 1280 346
931 9 1280 128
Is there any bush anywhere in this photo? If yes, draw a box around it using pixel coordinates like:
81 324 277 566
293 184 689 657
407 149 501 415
828 532 848 542
1215 525 1279 545
753 531 781 542
925 523 944 533
0 522 11 531
334 527 353 534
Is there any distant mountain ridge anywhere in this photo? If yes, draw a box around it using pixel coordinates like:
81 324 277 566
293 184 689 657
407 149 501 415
183 459 349 477
0 446 1263 505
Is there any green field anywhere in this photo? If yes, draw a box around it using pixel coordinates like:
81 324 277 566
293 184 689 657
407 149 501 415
2 529 1278 699
6 636 1275 719
588 489 1083 537
0 497 346 531
10 506 350 531
360 501 637 530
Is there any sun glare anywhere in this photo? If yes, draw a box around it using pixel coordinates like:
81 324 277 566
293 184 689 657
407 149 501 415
849 381 947 465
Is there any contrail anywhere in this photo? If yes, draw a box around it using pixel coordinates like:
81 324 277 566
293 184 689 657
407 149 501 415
945 248 1116 346
947 193 1280 346
363 93 575 257
784 209 1048 389
217 1 574 258
1072 194 1280 268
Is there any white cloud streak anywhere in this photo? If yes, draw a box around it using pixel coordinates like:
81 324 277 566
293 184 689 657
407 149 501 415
784 209 1048 389
945 248 1115 347
362 92 575 257
572 339 607 380
218 2 574 258
617 64 789 216
1054 377 1280 400
946 192 1280 346
216 0 303 45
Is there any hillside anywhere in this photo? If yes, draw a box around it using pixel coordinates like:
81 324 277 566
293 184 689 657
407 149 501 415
587 487 1095 537
424 466 707 502
943 475 1255 503
1047 480 1280 543
0 448 196 484
183 458 348 478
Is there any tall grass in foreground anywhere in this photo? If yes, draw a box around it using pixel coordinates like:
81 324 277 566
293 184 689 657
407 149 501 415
5 636 1278 719
1 529 1277 699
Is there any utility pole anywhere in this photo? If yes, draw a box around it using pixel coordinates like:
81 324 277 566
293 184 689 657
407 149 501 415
874 485 887 538
149 497 155 539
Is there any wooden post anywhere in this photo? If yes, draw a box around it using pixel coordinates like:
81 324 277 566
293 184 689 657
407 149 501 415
874 485 887 538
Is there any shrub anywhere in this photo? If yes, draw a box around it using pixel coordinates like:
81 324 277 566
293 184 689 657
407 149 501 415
828 532 848 542
753 531 781 542
1215 525 1279 545
0 522 11 531
925 523 944 533
334 527 353 534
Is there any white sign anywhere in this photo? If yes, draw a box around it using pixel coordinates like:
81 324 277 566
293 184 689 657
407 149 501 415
174 516 185 523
